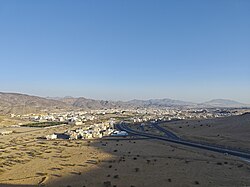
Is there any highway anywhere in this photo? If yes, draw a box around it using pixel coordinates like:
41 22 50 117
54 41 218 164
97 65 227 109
116 122 250 160
152 122 180 140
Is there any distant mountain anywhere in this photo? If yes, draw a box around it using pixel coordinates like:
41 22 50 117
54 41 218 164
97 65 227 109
0 92 69 114
70 97 122 109
59 97 78 106
201 99 250 108
126 98 196 108
0 92 249 114
46 96 250 109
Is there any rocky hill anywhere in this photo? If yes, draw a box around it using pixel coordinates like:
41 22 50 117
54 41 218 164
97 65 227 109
70 97 122 109
0 92 69 114
202 99 250 108
126 99 196 108
0 92 249 114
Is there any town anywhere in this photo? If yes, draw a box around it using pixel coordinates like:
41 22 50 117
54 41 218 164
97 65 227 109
1 107 246 140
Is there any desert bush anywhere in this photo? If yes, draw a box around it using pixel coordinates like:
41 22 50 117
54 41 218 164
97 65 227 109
194 181 200 185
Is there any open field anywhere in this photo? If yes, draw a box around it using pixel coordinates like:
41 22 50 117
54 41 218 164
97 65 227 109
0 115 29 128
0 120 250 187
22 121 67 128
161 113 250 151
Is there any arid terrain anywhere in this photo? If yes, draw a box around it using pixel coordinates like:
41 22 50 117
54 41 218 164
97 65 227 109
1 92 249 115
1 0 250 186
161 113 250 151
0 114 250 187
0 115 30 129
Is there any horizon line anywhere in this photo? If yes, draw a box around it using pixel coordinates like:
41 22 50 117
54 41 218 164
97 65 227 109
0 91 249 105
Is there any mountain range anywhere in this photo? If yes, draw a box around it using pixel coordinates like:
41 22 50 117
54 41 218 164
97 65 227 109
0 92 249 114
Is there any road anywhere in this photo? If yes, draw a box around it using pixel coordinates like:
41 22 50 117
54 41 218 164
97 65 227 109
152 122 180 140
116 122 250 160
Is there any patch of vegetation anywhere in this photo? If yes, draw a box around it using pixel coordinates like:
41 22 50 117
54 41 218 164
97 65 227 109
0 115 5 123
135 168 139 172
216 162 222 165
36 172 47 176
238 164 243 168
22 121 66 128
194 181 200 185
103 181 112 187
0 168 4 174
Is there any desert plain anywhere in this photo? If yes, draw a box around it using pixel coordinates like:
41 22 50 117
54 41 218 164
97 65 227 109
0 114 250 187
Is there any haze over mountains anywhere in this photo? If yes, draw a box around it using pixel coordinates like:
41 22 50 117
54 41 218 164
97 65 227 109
0 92 249 114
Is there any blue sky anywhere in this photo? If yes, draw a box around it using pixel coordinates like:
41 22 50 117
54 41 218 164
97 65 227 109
0 0 249 103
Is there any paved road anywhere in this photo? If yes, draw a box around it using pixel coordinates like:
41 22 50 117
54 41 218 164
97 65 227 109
152 122 180 140
152 122 250 152
116 123 250 160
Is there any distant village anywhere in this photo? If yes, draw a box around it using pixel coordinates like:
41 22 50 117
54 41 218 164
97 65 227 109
2 108 246 139
45 121 129 140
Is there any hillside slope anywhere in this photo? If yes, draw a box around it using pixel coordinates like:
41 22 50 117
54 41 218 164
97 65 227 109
162 113 250 150
202 99 250 108
1 92 249 114
0 92 69 114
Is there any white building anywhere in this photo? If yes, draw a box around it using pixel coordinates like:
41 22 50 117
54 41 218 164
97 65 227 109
111 131 128 136
45 133 57 140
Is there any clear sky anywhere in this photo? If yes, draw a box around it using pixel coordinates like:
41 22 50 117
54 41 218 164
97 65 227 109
0 0 249 103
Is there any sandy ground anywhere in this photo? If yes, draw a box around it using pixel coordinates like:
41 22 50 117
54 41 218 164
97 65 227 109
161 113 250 151
0 115 28 128
0 122 250 187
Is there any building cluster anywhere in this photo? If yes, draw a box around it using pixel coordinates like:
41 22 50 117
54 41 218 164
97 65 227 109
7 107 247 139
129 108 240 122
19 111 96 124
11 107 245 125
45 121 117 140
66 122 114 140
